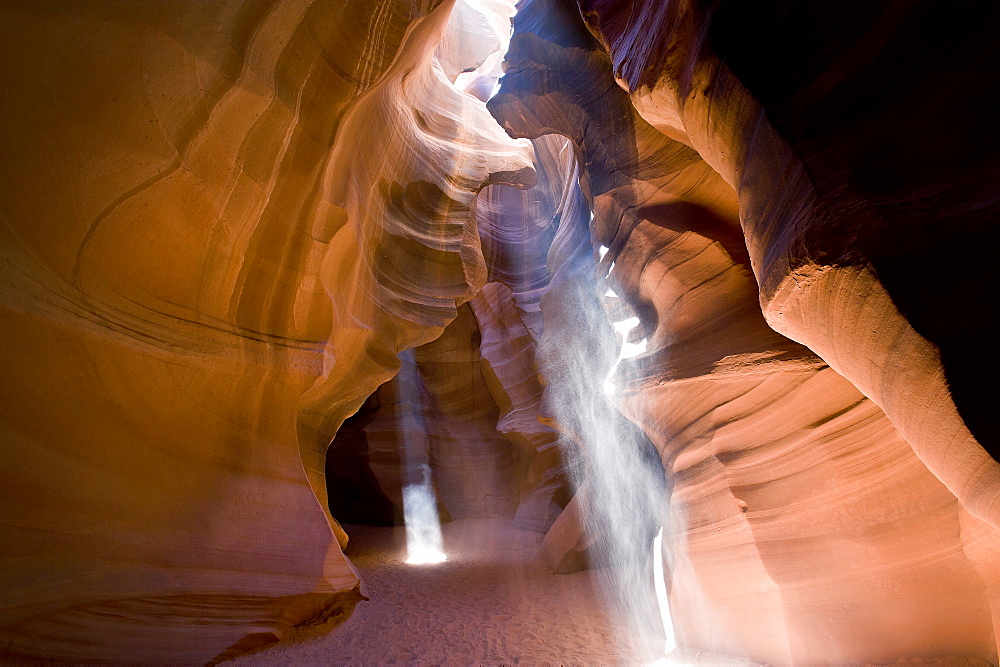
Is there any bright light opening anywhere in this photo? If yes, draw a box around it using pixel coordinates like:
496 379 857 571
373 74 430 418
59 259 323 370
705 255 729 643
450 0 518 102
488 78 503 100
613 316 640 337
621 336 648 360
604 316 647 396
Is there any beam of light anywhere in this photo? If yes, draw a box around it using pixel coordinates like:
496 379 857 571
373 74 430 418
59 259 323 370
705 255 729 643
403 466 447 565
652 528 677 656
647 529 691 665
397 350 448 566
561 224 666 663
529 129 670 664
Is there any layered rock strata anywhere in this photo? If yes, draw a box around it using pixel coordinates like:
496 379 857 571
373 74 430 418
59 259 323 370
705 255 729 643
0 0 532 662
295 0 533 531
2 0 999 663
490 0 1000 662
579 0 1000 529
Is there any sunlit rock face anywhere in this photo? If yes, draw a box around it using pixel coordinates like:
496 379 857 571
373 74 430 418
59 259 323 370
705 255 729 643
490 0 1000 663
2 0 1000 664
0 0 532 662
576 0 1000 529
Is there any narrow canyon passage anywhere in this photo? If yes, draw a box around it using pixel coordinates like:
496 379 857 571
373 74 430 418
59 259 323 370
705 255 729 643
4 0 1000 663
227 519 620 664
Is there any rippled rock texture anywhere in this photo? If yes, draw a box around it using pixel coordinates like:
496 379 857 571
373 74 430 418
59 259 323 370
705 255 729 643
490 0 1000 663
2 0 999 664
0 0 532 662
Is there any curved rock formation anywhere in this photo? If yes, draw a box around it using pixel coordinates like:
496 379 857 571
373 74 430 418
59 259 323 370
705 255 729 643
295 0 533 532
577 0 1000 529
0 0 532 662
2 0 999 663
490 0 1000 662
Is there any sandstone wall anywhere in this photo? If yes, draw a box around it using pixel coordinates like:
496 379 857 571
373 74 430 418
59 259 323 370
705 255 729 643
3 0 998 663
490 0 1000 661
0 0 532 661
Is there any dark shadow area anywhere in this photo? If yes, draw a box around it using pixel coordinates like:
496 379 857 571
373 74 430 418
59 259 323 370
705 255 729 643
326 391 401 526
575 0 1000 461
702 0 1000 460
874 228 1000 458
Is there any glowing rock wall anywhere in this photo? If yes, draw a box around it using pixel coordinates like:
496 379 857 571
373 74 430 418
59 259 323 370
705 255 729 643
490 0 1000 662
0 0 531 662
2 0 999 663
579 0 1000 528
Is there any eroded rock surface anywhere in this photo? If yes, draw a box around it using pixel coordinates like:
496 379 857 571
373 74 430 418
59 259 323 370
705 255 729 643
577 0 1000 529
327 302 526 525
0 0 532 662
2 0 999 663
489 0 1000 662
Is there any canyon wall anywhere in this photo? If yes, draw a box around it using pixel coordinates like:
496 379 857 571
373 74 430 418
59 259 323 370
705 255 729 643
578 0 1000 528
490 0 1000 662
0 0 532 662
1 0 999 663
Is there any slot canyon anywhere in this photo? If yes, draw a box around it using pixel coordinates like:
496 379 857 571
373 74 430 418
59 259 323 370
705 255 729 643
2 0 1000 664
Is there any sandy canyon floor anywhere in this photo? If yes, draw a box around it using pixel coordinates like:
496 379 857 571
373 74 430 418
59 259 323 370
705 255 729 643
227 518 624 665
